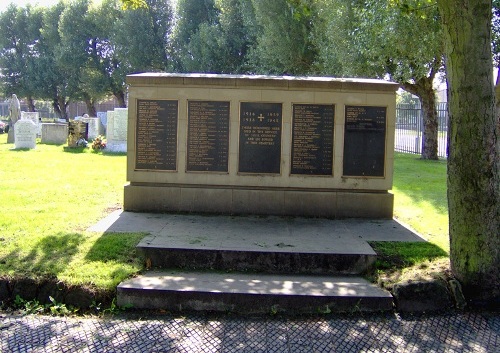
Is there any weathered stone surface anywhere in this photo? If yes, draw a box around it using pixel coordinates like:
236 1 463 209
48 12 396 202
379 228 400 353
392 279 453 312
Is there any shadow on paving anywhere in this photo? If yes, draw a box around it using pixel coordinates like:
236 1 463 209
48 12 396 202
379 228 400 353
0 311 498 352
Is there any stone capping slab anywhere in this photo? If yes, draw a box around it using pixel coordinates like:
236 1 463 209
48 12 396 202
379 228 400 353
119 271 392 298
126 73 399 92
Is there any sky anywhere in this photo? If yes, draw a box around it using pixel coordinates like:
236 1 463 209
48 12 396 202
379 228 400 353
1 1 60 13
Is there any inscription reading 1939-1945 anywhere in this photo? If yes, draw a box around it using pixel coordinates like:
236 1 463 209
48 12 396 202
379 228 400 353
187 101 230 172
135 99 178 171
238 102 282 174
343 105 386 177
291 104 334 175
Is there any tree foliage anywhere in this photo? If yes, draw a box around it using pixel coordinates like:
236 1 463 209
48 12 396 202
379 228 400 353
0 0 173 117
313 0 443 159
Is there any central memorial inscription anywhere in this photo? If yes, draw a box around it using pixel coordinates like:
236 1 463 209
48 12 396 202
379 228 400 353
291 104 335 175
187 101 230 172
136 99 178 171
238 102 282 174
343 105 386 177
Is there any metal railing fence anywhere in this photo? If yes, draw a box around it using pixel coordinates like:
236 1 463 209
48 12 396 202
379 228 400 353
395 102 448 158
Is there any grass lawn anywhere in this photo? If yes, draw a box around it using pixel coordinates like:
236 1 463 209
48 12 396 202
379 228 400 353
0 133 143 290
0 133 450 293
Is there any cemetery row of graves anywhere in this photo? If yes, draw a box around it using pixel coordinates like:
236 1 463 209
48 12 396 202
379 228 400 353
4 108 128 151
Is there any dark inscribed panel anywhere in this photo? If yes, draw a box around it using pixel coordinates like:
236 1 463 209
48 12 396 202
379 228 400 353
238 102 282 174
291 104 334 175
135 99 178 171
343 106 386 177
187 100 230 172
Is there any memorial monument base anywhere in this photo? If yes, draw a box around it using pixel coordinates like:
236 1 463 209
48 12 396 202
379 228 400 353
124 184 394 219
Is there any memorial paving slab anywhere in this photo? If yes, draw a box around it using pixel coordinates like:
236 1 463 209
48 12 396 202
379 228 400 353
88 211 424 254
0 311 498 352
88 211 427 313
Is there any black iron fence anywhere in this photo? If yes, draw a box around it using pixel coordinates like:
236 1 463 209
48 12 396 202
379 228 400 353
395 102 448 158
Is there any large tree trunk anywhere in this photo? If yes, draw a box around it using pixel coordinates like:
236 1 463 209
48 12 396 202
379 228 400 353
438 0 500 303
83 95 97 117
113 90 127 108
402 77 439 160
53 96 69 121
26 95 36 112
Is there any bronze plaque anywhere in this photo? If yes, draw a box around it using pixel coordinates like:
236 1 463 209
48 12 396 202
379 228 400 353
187 101 230 172
343 106 386 177
135 99 178 170
291 104 334 175
238 102 282 174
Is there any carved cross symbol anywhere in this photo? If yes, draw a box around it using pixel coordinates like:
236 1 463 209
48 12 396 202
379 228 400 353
257 114 265 122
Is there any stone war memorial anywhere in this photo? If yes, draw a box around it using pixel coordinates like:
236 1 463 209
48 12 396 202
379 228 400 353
124 73 398 218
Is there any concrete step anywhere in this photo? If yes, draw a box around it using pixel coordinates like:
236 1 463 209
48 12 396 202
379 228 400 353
117 271 393 314
139 245 376 275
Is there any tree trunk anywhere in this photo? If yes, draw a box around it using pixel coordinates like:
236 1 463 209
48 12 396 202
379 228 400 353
52 99 63 120
438 0 500 303
402 77 439 160
56 96 69 121
26 96 36 112
83 96 97 117
113 90 127 108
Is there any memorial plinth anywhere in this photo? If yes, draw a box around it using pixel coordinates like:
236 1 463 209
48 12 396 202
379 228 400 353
124 73 398 218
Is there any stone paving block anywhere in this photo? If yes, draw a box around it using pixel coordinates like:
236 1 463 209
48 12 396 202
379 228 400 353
1 312 499 352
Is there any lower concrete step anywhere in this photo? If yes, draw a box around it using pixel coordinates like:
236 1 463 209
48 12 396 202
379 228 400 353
117 271 393 314
140 247 376 276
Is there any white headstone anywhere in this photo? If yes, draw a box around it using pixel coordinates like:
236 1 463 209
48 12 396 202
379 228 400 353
97 111 107 135
97 112 107 127
21 111 41 136
106 108 128 152
81 117 100 140
14 119 37 149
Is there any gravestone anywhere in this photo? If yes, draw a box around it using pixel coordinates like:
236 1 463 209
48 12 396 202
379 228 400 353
81 116 100 140
106 108 128 152
7 94 20 143
97 112 107 135
14 119 37 149
41 123 68 144
68 120 88 147
21 112 41 137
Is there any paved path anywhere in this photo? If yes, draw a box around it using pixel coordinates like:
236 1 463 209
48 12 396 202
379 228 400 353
1 311 498 352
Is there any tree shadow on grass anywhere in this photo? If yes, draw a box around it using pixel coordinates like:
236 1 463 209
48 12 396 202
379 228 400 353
0 232 84 277
63 146 87 153
369 241 449 271
101 151 127 157
84 232 144 263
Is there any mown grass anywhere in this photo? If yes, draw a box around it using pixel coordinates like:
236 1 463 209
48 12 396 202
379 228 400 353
0 133 143 290
0 133 450 291
372 152 450 285
392 152 448 251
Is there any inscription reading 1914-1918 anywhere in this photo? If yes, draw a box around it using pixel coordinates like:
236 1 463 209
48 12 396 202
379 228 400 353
238 102 282 174
291 104 334 175
187 101 230 172
343 105 386 177
136 99 178 171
